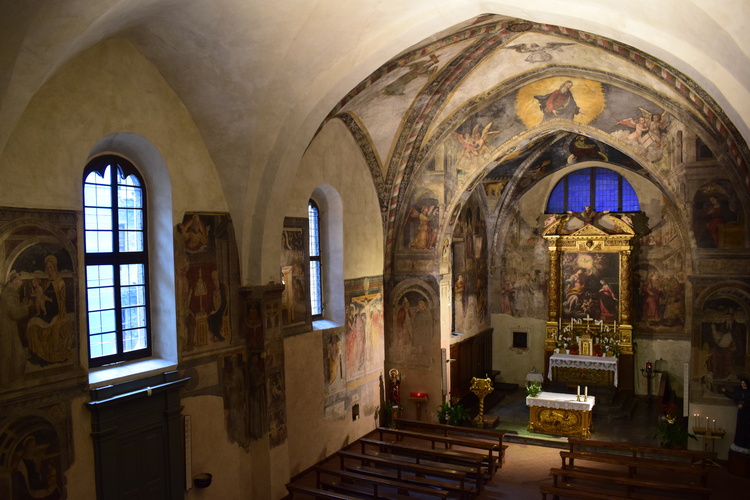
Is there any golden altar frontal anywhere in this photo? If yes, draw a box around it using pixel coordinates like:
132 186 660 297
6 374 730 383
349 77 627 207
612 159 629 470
526 391 594 438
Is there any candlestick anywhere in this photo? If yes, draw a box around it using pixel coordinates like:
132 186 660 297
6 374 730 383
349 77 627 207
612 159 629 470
705 416 709 429
694 413 698 427
585 386 588 397
713 419 716 431
614 320 616 332
559 318 562 330
577 385 581 397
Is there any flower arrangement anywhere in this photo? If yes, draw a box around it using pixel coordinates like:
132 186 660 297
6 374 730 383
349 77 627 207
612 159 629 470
526 381 543 397
569 343 580 355
654 402 696 448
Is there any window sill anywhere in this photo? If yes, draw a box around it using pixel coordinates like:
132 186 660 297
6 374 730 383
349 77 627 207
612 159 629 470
313 319 341 330
88 358 177 389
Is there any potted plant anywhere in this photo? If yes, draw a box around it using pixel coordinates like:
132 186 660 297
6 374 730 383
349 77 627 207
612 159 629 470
436 402 450 424
526 381 543 397
446 403 471 426
654 402 697 448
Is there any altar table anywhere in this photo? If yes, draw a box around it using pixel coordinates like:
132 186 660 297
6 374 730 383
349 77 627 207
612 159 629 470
526 391 595 438
548 353 618 387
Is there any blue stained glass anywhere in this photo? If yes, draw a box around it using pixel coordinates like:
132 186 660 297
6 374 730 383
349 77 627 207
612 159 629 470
547 182 566 213
567 170 591 211
621 179 640 210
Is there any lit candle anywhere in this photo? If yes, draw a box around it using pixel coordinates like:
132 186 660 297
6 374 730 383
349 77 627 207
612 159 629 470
706 416 709 429
713 419 716 431
694 413 698 427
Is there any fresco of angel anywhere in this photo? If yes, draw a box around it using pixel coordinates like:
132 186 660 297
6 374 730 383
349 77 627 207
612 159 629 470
454 122 501 159
504 42 575 62
612 107 670 161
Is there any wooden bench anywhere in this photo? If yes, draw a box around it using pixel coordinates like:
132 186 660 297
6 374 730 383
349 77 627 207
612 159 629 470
394 417 506 472
567 437 716 465
286 482 361 499
336 449 476 499
549 466 712 499
358 437 485 490
313 466 450 499
376 426 501 475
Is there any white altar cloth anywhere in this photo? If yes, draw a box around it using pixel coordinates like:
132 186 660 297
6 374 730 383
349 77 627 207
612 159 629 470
547 353 618 387
526 391 595 411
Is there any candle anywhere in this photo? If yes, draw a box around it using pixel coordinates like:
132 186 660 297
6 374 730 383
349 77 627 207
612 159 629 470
706 416 709 429
600 321 603 332
694 413 698 427
713 419 716 431
559 318 562 330
577 385 581 397
613 320 616 332
585 386 588 397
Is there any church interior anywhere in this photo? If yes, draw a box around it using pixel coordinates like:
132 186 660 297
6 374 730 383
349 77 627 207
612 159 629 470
1 1 749 499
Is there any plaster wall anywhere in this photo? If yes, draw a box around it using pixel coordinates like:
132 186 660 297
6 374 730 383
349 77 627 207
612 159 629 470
491 314 547 385
0 38 226 219
289 119 384 280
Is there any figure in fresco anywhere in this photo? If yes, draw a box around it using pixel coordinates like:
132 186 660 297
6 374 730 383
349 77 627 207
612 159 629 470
207 270 229 342
567 205 609 226
223 354 248 447
535 80 580 120
12 436 61 500
453 274 466 330
613 108 670 161
326 333 342 385
1 271 30 384
25 255 74 365
641 273 662 325
408 204 438 250
500 279 515 315
396 296 413 346
704 307 746 382
567 135 608 163
703 196 725 248
178 213 210 253
248 352 267 439
454 122 501 158
382 56 438 96
504 42 575 62
564 268 586 314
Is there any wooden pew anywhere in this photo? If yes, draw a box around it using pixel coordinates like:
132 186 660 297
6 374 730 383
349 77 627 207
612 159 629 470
548 466 712 499
336 449 476 499
376 426 500 475
394 417 506 472
561 438 714 486
313 466 450 499
286 482 361 499
358 437 485 490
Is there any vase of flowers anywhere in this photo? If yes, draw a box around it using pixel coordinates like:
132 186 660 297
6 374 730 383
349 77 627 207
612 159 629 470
526 381 543 398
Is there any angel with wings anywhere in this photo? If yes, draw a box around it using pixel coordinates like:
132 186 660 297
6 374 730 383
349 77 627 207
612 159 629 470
504 42 575 62
454 122 501 159
616 107 670 147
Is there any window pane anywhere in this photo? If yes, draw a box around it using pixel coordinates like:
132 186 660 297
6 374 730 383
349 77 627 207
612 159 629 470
118 230 144 252
121 285 146 307
87 265 114 288
118 208 143 230
547 181 566 213
120 264 145 285
308 203 320 257
84 165 111 185
122 305 147 330
118 184 143 209
567 169 591 211
123 327 147 352
594 168 618 211
621 179 640 210
310 260 322 316
90 332 117 358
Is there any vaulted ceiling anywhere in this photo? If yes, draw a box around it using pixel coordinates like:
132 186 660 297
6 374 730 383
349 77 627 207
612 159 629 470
2 1 748 281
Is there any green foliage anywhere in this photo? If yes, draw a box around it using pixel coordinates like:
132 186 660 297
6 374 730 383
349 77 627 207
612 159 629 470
654 418 697 449
435 401 470 425
526 381 543 397
381 401 396 428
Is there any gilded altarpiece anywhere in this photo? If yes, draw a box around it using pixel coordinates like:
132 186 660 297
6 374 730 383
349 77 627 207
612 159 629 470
542 215 636 391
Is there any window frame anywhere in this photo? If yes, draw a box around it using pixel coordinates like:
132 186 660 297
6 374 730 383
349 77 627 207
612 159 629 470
308 199 323 320
84 155 152 367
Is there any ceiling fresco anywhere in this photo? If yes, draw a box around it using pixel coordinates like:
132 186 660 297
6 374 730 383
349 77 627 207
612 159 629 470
326 15 748 273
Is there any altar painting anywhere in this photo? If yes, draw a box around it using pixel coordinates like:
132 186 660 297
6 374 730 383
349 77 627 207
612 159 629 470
561 252 619 322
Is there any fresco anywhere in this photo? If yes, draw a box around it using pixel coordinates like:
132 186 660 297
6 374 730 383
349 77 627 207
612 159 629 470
635 208 687 332
0 209 78 390
402 195 440 251
698 296 748 394
344 278 384 379
176 213 239 353
3 422 63 499
280 219 310 328
222 352 249 449
390 289 434 369
497 211 548 319
452 192 489 333
692 180 744 249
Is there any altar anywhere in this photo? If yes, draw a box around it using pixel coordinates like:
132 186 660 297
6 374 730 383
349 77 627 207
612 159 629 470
526 391 595 438
548 353 618 387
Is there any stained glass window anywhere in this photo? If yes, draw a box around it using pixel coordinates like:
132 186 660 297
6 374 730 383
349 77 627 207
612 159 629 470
546 167 640 213
308 200 323 318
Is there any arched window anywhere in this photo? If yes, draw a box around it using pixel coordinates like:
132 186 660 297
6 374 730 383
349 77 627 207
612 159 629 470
546 167 640 213
84 155 151 366
308 200 323 319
